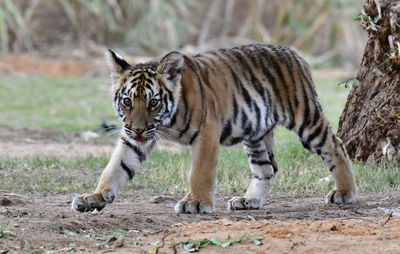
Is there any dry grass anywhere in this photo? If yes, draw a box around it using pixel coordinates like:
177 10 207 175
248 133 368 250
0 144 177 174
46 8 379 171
0 0 365 68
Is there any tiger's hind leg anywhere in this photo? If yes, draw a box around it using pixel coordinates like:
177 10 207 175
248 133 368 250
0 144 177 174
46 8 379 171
228 130 277 210
297 115 357 204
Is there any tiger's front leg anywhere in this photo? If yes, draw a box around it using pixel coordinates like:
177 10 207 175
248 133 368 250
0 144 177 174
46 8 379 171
71 138 152 212
175 121 221 214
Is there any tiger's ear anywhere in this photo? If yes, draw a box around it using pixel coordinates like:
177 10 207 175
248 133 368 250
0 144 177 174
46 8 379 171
106 49 131 81
157 51 184 82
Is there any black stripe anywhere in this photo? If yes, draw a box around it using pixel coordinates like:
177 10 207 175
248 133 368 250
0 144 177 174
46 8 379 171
210 51 241 90
287 114 295 130
194 59 218 97
283 51 299 108
204 54 229 88
233 48 266 104
232 94 239 123
183 56 207 126
298 89 310 138
268 152 274 159
121 86 127 95
189 130 199 145
245 142 260 149
249 127 272 144
159 95 171 120
315 126 329 148
254 103 261 132
167 107 178 127
264 48 295 129
122 138 145 163
229 137 243 145
253 174 272 180
329 165 336 172
271 163 278 174
312 105 320 126
179 111 193 138
113 93 119 104
294 57 311 139
302 141 311 151
220 120 232 144
243 126 252 137
306 122 324 144
211 51 255 117
223 52 254 111
247 149 267 157
250 159 272 166
121 161 134 180
181 91 189 124
241 86 252 111
241 110 248 130
256 48 284 112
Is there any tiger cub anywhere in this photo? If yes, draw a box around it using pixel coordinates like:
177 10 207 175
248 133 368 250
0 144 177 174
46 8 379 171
71 44 357 214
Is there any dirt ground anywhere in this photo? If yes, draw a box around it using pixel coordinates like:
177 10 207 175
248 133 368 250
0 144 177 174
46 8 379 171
1 191 400 253
1 127 400 253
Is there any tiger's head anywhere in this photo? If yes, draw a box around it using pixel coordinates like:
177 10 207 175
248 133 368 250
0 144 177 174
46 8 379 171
107 49 184 145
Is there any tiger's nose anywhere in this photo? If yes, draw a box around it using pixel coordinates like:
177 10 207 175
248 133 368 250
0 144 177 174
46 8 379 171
133 128 145 134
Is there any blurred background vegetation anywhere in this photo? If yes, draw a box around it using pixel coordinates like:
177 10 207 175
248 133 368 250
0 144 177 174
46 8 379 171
0 0 365 70
1 0 399 198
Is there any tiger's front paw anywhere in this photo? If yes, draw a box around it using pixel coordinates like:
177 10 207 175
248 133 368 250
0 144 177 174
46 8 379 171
325 189 356 204
228 196 261 210
71 191 115 212
174 197 214 214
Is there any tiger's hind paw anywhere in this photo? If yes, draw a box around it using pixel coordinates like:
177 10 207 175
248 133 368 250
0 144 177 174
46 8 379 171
325 189 356 204
228 196 261 210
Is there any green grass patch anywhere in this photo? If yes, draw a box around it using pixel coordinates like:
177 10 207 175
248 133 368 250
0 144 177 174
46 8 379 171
174 235 248 252
0 75 117 131
1 149 399 196
0 156 108 193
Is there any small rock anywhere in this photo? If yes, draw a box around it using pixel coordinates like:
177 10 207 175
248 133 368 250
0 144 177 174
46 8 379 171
149 196 175 203
114 240 124 248
0 197 12 206
81 131 99 141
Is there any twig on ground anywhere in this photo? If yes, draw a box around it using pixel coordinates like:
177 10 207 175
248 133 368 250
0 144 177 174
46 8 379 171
381 212 393 227
174 215 186 224
340 214 393 226
247 215 256 221
155 230 174 254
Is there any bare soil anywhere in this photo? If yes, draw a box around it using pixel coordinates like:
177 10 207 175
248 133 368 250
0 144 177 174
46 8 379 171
1 191 400 253
1 127 400 253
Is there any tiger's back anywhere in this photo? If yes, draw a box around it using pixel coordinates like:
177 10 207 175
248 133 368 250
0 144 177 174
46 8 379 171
166 44 325 150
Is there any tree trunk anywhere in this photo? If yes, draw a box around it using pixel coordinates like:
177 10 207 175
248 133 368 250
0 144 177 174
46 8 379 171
338 0 400 162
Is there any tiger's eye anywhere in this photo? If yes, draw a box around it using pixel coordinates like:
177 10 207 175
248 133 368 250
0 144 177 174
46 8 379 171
123 98 131 107
149 98 159 107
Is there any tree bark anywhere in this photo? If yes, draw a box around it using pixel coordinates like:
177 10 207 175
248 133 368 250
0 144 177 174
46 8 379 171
338 0 400 162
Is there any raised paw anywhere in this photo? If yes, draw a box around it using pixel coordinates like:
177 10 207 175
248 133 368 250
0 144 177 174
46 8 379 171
228 196 261 210
174 198 214 214
325 189 356 204
71 191 114 212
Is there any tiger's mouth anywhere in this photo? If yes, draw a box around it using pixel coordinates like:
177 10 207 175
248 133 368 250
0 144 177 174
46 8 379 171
123 126 156 144
134 135 147 142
